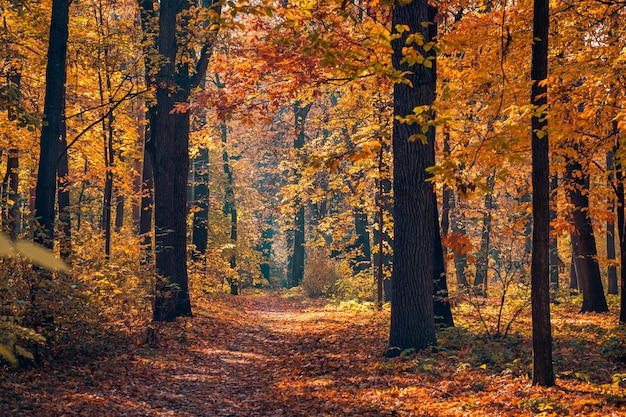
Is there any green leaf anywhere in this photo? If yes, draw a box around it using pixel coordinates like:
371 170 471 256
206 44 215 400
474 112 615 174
14 240 71 273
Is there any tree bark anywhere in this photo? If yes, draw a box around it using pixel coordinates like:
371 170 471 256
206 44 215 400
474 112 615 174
221 122 238 295
192 146 209 257
57 128 71 261
613 131 626 323
386 0 438 356
433 192 454 328
351 206 371 273
34 0 71 249
474 171 495 296
289 101 311 288
606 151 618 295
151 0 193 321
4 67 21 239
530 0 554 387
138 0 156 261
565 147 608 313
549 174 559 297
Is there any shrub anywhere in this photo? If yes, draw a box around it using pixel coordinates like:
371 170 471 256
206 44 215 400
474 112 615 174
301 250 343 298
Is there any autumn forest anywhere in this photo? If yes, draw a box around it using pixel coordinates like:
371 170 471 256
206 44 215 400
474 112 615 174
1 0 626 415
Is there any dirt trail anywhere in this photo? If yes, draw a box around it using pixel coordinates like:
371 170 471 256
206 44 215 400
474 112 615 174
1 294 390 417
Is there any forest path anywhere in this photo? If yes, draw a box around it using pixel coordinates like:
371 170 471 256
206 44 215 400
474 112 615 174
4 292 626 416
2 293 392 417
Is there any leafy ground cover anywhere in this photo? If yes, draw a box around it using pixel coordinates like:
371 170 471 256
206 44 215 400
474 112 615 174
1 291 625 416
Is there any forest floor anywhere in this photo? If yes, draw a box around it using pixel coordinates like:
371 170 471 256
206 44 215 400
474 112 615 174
2 290 626 416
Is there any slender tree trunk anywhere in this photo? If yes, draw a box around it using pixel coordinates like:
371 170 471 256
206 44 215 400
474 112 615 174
221 122 238 295
259 224 274 285
4 67 21 239
138 0 156 260
530 0 555 387
290 101 311 288
474 171 495 296
606 151 618 295
3 150 19 239
374 140 393 304
614 130 626 323
451 195 468 289
57 127 71 261
433 192 454 328
569 239 578 292
386 0 438 356
549 174 559 298
351 206 371 273
565 146 608 313
192 146 209 257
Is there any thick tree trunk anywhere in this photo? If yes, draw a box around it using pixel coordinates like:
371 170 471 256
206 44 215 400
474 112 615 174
34 0 70 249
565 149 608 313
152 0 192 321
386 0 438 356
530 0 555 387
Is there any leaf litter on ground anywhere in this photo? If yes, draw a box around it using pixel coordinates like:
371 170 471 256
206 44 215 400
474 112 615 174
1 291 626 416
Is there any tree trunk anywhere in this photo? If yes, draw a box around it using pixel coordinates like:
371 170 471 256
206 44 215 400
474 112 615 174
191 146 209 257
138 0 156 260
259 224 274 285
289 101 311 288
221 122 238 295
386 0 438 356
57 129 71 261
613 131 626 323
450 194 468 289
606 151 618 295
549 174 559 297
433 192 454 328
34 0 70 249
3 150 19 239
4 67 21 239
374 142 393 304
530 0 555 387
152 0 193 321
565 146 608 313
474 172 495 296
351 206 371 273
569 239 578 292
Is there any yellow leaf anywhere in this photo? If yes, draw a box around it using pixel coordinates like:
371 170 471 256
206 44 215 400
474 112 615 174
14 240 71 273
0 344 17 366
0 233 16 257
